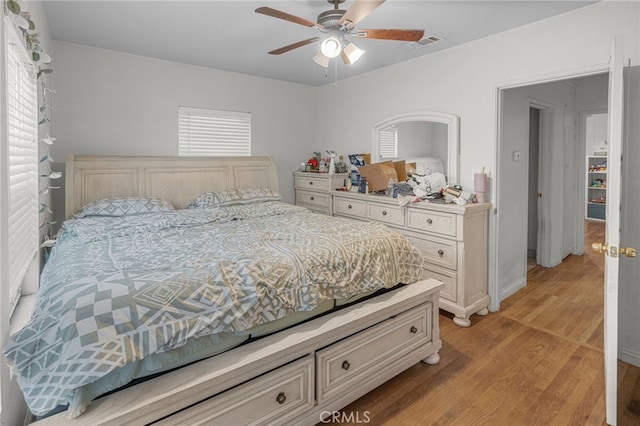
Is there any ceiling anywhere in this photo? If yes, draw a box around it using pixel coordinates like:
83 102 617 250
42 1 597 87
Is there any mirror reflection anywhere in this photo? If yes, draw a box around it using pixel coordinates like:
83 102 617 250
373 112 459 184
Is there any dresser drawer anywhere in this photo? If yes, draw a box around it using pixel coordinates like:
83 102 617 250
422 265 457 302
316 303 432 403
334 196 366 218
296 189 330 208
407 209 457 238
295 175 330 192
367 202 405 226
156 355 314 426
405 233 457 270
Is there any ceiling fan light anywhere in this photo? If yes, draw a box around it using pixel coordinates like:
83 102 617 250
320 37 342 58
313 52 330 68
343 42 365 64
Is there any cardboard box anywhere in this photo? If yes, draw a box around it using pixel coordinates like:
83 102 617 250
392 160 417 181
358 161 398 192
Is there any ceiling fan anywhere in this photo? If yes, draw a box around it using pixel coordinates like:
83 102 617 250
255 0 424 67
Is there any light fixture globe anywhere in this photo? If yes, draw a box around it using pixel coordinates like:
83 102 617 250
320 37 341 58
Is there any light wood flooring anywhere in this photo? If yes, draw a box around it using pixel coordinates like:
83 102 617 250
336 220 640 425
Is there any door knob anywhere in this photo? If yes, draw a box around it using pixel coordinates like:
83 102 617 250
620 247 637 258
592 242 609 254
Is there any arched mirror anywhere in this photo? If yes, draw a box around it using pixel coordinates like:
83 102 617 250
372 111 459 185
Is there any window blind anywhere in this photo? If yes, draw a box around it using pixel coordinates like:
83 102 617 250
178 107 251 156
5 28 38 310
379 127 398 159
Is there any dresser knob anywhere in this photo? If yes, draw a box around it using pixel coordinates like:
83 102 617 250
309 181 313 185
427 218 433 224
437 249 444 257
382 210 387 216
310 196 314 201
341 360 350 371
276 392 286 405
348 204 352 209
410 326 418 334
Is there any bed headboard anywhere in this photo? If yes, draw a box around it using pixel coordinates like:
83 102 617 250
65 155 279 218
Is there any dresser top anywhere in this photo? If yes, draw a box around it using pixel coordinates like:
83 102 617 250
332 191 491 214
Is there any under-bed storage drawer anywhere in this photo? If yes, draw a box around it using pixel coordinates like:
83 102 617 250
156 355 314 425
316 303 432 403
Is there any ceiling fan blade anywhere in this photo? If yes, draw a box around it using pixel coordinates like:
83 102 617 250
356 29 425 42
255 7 324 29
268 37 320 55
339 0 385 29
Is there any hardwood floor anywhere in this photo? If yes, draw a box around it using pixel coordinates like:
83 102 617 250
336 220 640 425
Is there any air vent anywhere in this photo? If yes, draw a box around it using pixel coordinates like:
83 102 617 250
417 34 443 45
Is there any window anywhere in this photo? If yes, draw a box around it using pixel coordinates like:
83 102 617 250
379 126 398 159
178 107 251 156
2 19 39 316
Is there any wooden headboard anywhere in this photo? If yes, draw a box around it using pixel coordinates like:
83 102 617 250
65 155 279 218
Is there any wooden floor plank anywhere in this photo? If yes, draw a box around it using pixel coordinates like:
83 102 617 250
333 221 640 425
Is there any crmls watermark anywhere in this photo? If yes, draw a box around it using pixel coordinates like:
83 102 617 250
319 410 372 424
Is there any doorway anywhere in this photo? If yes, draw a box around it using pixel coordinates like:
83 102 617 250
496 72 609 302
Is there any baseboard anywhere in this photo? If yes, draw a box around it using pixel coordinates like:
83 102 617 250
620 346 640 368
499 277 527 302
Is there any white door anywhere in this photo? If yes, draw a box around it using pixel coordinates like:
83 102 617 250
600 34 624 426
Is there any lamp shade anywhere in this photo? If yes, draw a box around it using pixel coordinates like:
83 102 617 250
313 52 330 67
342 42 365 65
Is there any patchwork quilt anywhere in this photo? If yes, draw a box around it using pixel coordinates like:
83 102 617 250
4 201 423 416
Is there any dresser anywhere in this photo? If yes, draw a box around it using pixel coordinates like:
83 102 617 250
294 172 349 215
332 191 490 327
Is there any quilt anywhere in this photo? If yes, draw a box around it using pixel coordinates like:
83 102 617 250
4 201 423 416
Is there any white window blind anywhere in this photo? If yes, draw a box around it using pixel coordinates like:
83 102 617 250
178 107 251 156
5 25 38 310
379 126 398 159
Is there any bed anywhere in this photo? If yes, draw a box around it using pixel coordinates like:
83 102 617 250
5 155 442 425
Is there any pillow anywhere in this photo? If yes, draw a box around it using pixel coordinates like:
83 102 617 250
188 188 281 209
75 197 174 218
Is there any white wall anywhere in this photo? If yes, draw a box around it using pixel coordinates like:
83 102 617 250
316 0 640 313
50 41 319 221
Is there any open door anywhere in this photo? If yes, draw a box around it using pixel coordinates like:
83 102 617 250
592 34 628 425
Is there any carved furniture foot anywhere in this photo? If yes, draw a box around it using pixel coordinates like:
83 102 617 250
422 352 440 365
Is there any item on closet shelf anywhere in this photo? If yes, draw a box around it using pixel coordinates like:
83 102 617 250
591 196 606 204
590 178 606 188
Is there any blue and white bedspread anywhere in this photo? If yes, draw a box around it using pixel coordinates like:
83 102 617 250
4 201 423 416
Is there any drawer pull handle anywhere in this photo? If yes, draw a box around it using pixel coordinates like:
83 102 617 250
341 360 351 371
276 392 287 405
347 204 352 209
437 249 444 257
410 326 418 334
310 196 315 201
382 210 387 216
427 218 433 224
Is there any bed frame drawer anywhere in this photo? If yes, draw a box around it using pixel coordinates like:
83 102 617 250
316 303 432 403
156 355 314 426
